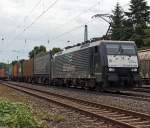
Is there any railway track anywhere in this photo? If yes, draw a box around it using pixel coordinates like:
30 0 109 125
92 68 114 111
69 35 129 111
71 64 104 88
6 81 150 103
119 88 150 101
1 82 150 128
133 87 150 93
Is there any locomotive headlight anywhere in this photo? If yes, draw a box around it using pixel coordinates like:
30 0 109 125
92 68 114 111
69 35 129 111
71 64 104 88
109 68 115 72
131 68 137 72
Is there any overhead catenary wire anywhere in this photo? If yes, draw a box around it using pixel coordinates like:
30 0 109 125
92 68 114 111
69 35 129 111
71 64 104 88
5 0 138 63
13 1 102 45
50 19 95 43
53 1 100 31
23 0 42 22
24 0 59 32
12 0 59 41
37 1 101 46
50 1 130 42
52 1 130 43
11 0 103 42
19 19 95 44
9 0 42 35
12 0 130 44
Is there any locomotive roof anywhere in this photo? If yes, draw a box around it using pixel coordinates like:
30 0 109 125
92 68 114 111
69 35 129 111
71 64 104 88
54 40 135 57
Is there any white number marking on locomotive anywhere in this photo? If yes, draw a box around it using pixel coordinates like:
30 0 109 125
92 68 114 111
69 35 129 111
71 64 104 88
107 55 138 68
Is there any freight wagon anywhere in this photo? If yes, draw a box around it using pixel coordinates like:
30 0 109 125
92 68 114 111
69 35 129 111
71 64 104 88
12 63 19 81
18 60 24 81
7 64 12 80
0 68 6 80
22 59 33 82
138 49 150 85
0 63 9 80
33 53 51 84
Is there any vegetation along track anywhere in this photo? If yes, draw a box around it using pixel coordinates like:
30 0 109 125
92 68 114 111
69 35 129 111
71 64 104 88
1 82 150 128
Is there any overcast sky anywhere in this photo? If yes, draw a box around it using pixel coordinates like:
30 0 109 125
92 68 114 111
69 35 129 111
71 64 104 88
0 0 149 63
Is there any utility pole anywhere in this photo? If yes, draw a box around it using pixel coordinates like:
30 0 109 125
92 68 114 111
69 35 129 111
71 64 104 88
17 56 18 61
49 50 52 86
47 39 52 86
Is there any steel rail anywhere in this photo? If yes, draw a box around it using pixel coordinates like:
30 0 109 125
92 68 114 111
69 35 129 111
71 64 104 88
1 82 150 128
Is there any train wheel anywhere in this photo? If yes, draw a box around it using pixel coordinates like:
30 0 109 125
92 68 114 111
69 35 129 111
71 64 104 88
102 80 108 88
95 82 103 92
137 80 142 88
95 85 100 92
83 82 88 90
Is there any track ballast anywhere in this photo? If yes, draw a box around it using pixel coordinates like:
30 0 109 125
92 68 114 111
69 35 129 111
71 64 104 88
1 81 150 128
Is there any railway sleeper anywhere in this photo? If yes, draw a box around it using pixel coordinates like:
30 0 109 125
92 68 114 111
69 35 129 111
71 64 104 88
131 121 150 125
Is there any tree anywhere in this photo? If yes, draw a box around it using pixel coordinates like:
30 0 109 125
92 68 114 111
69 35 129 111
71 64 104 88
51 47 62 55
143 28 150 46
111 3 125 40
125 0 150 47
29 45 47 59
126 0 150 28
12 61 18 65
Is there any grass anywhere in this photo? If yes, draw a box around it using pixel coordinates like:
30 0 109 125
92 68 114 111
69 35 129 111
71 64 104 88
0 99 65 128
0 99 41 128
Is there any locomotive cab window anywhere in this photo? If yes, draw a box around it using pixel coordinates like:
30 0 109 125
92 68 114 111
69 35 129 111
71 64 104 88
106 44 136 55
106 44 119 54
121 44 136 55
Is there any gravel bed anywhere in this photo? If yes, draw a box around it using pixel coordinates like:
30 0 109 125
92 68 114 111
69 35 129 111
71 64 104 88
0 84 113 128
14 82 150 115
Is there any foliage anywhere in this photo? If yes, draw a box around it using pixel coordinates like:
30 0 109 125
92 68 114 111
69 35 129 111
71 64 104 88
0 63 7 68
125 0 150 28
51 47 63 55
111 3 125 40
29 45 47 59
20 59 25 63
143 28 150 46
11 61 18 65
125 0 150 47
0 100 41 128
110 0 150 48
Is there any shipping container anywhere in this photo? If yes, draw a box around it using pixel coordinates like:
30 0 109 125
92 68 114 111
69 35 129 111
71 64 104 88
23 59 33 79
138 50 150 84
12 64 18 80
0 63 5 69
0 68 6 79
7 64 12 79
18 61 24 79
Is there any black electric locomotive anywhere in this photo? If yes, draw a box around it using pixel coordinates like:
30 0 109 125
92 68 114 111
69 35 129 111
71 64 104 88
52 40 141 89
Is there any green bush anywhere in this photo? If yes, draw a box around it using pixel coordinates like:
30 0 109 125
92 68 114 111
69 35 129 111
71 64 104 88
0 100 41 128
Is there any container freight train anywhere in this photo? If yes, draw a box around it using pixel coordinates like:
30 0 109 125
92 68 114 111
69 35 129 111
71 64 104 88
7 40 141 89
0 63 9 80
138 49 150 85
